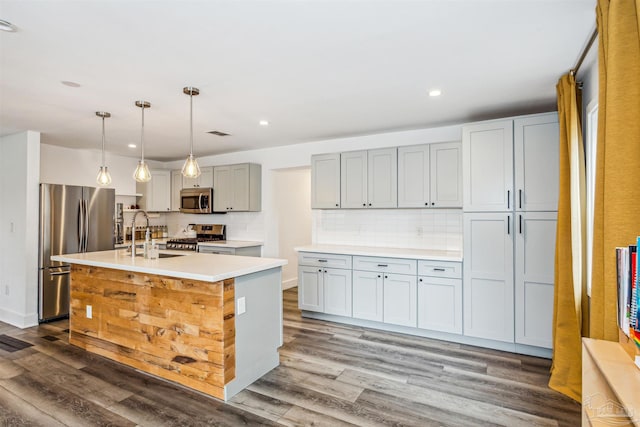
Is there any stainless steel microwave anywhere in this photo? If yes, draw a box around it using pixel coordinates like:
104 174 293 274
180 187 213 214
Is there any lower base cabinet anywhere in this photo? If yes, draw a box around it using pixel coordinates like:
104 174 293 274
298 252 352 316
382 274 417 327
352 270 383 322
417 276 462 334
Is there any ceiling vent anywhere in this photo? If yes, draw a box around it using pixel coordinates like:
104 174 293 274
207 130 230 137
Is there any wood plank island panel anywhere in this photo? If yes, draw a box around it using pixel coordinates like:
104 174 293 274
69 264 235 400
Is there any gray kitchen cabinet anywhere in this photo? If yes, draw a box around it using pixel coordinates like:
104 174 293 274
298 252 353 316
136 169 171 212
311 153 341 209
383 273 417 327
462 120 514 212
213 163 261 212
170 170 183 211
352 256 417 327
463 212 514 343
398 142 462 208
352 270 384 322
299 266 324 312
417 260 463 334
197 244 262 257
514 114 560 212
515 211 557 348
182 166 213 188
340 148 397 209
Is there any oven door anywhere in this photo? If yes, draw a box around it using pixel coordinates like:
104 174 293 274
180 188 213 214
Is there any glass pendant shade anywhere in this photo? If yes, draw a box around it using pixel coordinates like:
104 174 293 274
95 111 111 186
134 100 152 182
133 160 151 182
182 154 201 178
181 86 201 178
96 166 112 186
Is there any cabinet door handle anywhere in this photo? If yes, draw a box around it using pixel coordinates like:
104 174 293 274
368 203 372 207
519 214 523 234
519 189 523 209
363 203 366 207
433 268 445 272
377 275 381 278
318 259 328 263
335 203 339 207
384 275 388 279
425 202 428 206
324 270 327 273
507 190 510 209
507 215 511 235
377 264 388 267
419 278 423 282
318 269 322 272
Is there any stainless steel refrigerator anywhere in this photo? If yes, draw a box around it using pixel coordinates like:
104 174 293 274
38 184 115 322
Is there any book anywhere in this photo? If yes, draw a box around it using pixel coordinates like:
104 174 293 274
634 237 640 350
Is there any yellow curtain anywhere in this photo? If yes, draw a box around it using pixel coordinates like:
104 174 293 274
591 0 640 341
549 73 586 403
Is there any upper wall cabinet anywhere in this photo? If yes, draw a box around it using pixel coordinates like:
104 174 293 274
341 148 397 209
136 169 171 212
514 114 559 211
462 112 559 212
462 120 514 212
213 163 261 212
398 142 462 208
182 166 213 189
311 153 341 209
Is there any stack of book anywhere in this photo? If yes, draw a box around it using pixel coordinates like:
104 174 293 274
616 236 640 350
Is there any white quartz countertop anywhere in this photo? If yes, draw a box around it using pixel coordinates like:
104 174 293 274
197 240 263 249
295 244 462 262
51 250 287 282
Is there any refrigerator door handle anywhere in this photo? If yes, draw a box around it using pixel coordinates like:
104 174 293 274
78 199 84 252
49 270 71 276
84 199 89 252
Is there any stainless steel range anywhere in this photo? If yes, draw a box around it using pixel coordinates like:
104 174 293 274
166 224 226 251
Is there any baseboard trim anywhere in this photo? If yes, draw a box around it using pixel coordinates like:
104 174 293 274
281 278 297 290
0 307 38 329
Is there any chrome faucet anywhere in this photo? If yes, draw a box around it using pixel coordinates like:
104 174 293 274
130 210 150 258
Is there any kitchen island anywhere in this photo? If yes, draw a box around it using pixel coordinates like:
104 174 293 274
50 250 287 401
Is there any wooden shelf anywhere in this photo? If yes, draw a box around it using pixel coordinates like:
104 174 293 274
582 338 640 426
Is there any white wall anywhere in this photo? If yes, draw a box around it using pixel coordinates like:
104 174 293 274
40 143 164 196
0 131 40 328
273 168 312 289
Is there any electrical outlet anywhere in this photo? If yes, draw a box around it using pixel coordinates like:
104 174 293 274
86 305 92 319
237 297 246 315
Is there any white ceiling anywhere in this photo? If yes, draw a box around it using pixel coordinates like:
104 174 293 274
0 0 595 161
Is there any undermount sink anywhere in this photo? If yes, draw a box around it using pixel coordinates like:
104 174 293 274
135 253 185 259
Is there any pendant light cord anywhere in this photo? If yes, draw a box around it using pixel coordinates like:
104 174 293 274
140 105 145 162
189 88 194 157
101 116 106 167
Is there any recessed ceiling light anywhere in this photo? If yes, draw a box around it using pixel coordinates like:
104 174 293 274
0 20 16 32
259 120 269 126
428 89 442 97
61 81 81 88
128 144 137 148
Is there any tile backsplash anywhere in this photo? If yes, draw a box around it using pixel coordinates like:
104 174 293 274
312 209 462 251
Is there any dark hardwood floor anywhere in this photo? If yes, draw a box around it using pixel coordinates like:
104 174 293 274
0 287 580 426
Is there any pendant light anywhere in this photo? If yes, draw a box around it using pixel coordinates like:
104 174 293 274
181 86 201 178
133 100 152 182
95 111 112 186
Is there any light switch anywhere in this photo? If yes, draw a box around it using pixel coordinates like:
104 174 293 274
237 297 246 315
86 305 92 319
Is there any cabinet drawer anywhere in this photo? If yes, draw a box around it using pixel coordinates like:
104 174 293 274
417 260 462 279
353 256 416 275
298 252 352 269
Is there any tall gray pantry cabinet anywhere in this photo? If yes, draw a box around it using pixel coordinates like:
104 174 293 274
462 112 559 351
